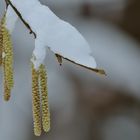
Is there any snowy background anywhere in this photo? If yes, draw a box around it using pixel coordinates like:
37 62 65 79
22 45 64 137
0 0 140 140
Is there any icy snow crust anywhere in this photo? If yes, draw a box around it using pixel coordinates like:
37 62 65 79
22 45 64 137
6 0 97 69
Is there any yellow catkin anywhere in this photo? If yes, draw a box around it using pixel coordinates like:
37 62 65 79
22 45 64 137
39 64 50 133
4 85 11 101
32 64 42 136
0 18 3 66
1 16 14 101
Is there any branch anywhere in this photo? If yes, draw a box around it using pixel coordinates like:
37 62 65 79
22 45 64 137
55 54 106 75
5 0 9 9
5 0 36 38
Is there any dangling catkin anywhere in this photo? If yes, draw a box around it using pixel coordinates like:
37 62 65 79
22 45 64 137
39 64 50 133
0 18 3 66
4 85 11 101
32 64 42 136
1 15 14 101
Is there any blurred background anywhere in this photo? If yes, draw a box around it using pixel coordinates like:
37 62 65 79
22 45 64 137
0 0 140 140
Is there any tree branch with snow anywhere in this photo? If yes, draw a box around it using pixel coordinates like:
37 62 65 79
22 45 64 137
0 0 106 136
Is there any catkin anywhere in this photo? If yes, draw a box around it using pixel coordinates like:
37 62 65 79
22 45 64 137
39 64 50 133
0 18 3 66
1 16 14 101
4 85 11 101
32 64 42 136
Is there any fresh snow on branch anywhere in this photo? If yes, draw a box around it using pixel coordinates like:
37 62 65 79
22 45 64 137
6 0 98 71
6 6 18 33
1 0 105 137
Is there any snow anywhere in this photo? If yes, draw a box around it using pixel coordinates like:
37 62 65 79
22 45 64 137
6 0 97 69
6 6 18 33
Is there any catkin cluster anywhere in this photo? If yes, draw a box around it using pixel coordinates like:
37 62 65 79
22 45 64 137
0 14 14 101
32 64 50 136
0 14 50 136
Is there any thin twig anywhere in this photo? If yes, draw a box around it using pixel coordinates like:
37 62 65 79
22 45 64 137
5 0 36 38
5 0 9 9
55 53 106 75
